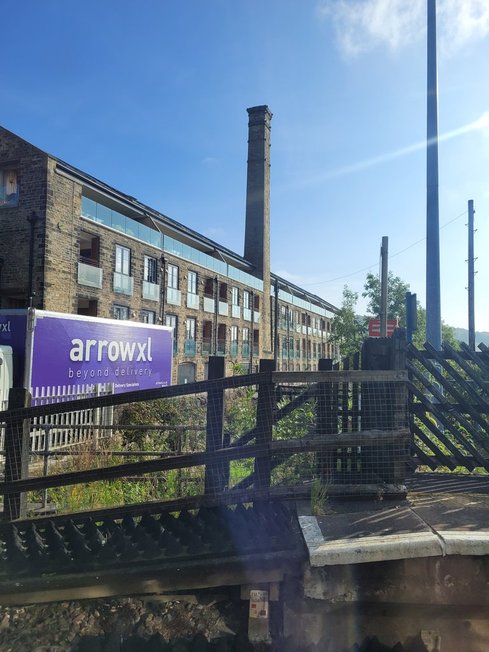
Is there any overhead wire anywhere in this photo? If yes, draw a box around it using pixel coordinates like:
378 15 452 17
301 209 467 287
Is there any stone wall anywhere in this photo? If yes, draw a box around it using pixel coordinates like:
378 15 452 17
0 128 48 308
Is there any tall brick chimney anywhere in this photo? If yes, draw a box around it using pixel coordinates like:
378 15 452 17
244 105 272 354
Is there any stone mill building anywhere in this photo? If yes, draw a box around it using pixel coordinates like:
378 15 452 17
0 106 337 384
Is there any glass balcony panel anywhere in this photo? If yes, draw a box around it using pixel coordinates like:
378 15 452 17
97 203 112 226
232 305 240 319
203 297 215 313
217 340 226 355
143 281 160 301
78 262 103 289
81 196 97 220
113 272 133 295
254 312 260 324
166 287 181 306
184 339 196 356
243 308 252 321
202 339 212 355
187 292 199 310
218 301 228 316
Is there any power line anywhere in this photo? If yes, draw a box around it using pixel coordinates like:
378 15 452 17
301 209 467 287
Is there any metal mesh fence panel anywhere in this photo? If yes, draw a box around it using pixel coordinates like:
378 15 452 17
0 369 409 521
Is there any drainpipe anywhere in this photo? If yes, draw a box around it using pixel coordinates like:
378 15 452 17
250 291 255 371
286 305 290 371
273 278 279 367
213 276 218 355
27 211 39 307
160 255 166 323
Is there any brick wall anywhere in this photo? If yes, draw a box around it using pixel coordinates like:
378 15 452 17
0 128 48 308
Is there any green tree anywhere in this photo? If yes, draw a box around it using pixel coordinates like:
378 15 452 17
412 305 459 349
362 271 410 325
331 285 367 357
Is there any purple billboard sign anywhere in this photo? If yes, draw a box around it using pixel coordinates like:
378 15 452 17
1 310 173 394
0 311 28 387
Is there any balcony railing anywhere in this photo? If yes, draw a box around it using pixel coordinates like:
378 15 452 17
167 287 181 306
254 312 261 324
184 339 196 356
243 308 252 322
202 338 212 355
187 293 199 310
217 339 226 356
142 280 160 302
218 301 228 317
113 272 133 295
203 297 215 313
78 262 103 289
232 305 240 319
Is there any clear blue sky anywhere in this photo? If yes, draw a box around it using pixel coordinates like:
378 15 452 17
3 0 488 330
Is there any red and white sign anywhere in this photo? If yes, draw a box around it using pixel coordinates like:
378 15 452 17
368 319 398 337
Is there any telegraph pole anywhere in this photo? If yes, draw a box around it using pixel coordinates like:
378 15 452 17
468 199 476 351
380 236 388 337
426 0 442 350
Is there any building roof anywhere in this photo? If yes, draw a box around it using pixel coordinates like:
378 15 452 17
1 125 338 315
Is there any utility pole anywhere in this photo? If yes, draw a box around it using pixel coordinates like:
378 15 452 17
380 236 389 337
468 199 476 351
426 0 442 350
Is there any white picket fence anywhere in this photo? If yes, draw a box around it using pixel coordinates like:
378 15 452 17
1 383 114 454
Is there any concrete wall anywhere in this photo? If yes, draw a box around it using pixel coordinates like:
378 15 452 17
281 557 489 651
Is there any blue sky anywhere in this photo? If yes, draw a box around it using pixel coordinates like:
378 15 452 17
3 0 488 330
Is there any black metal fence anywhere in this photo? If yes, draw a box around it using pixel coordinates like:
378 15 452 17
407 341 489 472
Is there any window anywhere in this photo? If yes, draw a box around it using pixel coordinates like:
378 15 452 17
253 294 260 311
243 327 250 342
115 245 131 275
219 282 228 302
0 168 18 207
188 271 198 294
231 287 239 306
141 310 156 324
185 317 196 340
243 291 250 310
185 317 197 355
165 314 178 352
114 245 133 294
231 325 238 356
78 232 102 288
79 232 100 266
202 321 212 354
77 298 97 316
144 256 158 283
204 277 214 297
113 305 129 320
167 264 179 289
217 324 226 354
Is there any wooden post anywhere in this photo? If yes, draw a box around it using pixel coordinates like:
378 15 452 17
205 356 225 495
317 359 334 482
254 359 275 494
4 387 31 521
